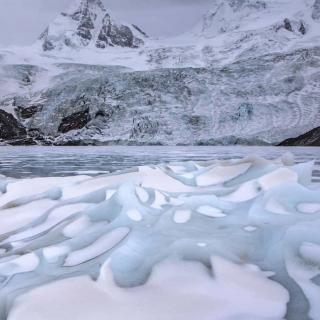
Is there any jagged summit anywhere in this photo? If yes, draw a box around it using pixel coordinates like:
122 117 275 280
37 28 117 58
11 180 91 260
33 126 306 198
193 0 317 38
39 0 146 51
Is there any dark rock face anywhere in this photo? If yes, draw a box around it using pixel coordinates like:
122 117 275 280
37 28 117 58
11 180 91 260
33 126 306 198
15 105 43 119
0 110 27 142
312 0 320 20
76 3 95 41
58 108 91 133
279 126 320 146
40 0 145 51
132 24 148 38
284 18 293 32
299 22 306 35
39 28 55 51
96 14 141 49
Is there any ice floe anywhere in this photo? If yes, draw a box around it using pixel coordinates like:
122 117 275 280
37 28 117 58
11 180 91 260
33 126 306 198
0 155 319 320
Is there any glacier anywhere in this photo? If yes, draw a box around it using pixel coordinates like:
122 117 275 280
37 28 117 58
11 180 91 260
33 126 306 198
0 0 320 146
0 154 319 319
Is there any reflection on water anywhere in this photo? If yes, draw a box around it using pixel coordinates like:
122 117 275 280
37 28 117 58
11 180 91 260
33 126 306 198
0 146 319 180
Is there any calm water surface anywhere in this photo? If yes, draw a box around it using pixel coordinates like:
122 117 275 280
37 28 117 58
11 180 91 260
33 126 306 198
0 146 319 181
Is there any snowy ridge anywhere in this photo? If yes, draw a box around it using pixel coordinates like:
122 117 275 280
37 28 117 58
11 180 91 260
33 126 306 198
38 0 146 51
0 155 319 319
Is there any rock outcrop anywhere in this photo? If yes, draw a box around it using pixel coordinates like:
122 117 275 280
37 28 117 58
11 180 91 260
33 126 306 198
0 110 27 144
58 108 91 133
39 0 146 51
279 126 320 146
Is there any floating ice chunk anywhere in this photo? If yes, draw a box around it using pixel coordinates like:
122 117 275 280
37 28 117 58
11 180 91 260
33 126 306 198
61 172 139 199
243 226 258 232
0 187 62 210
135 187 149 203
64 228 130 267
139 166 196 192
298 203 320 214
197 242 207 247
1 155 319 320
0 199 56 234
1 176 85 207
169 197 186 206
300 242 320 264
0 253 39 276
197 206 226 218
9 259 289 320
173 210 191 224
43 246 70 263
265 198 291 215
291 161 314 186
167 165 187 173
258 168 298 191
6 203 90 243
210 256 289 318
196 163 251 186
126 209 143 222
106 189 117 200
63 216 91 238
222 168 299 203
151 190 167 209
180 173 194 179
280 152 295 166
50 203 91 221
0 181 7 194
221 180 260 202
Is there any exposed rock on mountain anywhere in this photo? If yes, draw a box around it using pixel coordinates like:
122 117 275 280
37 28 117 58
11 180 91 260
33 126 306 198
15 105 43 119
39 0 146 51
58 108 91 133
279 126 320 146
0 110 27 144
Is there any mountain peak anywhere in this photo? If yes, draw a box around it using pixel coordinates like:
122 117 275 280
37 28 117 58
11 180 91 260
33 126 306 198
39 0 146 51
197 0 268 35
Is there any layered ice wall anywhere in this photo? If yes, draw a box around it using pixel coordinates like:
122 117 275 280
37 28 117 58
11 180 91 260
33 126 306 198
0 155 319 319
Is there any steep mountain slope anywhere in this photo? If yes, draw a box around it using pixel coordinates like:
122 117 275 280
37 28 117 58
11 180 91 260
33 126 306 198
38 0 146 51
0 0 319 146
279 126 320 146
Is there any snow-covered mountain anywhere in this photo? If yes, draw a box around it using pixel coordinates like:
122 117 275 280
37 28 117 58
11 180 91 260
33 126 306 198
0 0 319 146
39 0 146 51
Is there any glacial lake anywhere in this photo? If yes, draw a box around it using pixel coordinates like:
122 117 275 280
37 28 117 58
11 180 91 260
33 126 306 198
0 146 319 181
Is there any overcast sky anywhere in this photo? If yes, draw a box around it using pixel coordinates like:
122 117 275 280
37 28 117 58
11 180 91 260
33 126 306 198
0 0 212 46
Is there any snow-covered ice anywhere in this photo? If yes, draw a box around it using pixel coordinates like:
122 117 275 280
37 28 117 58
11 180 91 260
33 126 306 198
0 154 319 320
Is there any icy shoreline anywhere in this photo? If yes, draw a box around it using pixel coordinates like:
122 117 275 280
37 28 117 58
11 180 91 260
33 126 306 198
0 154 319 319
